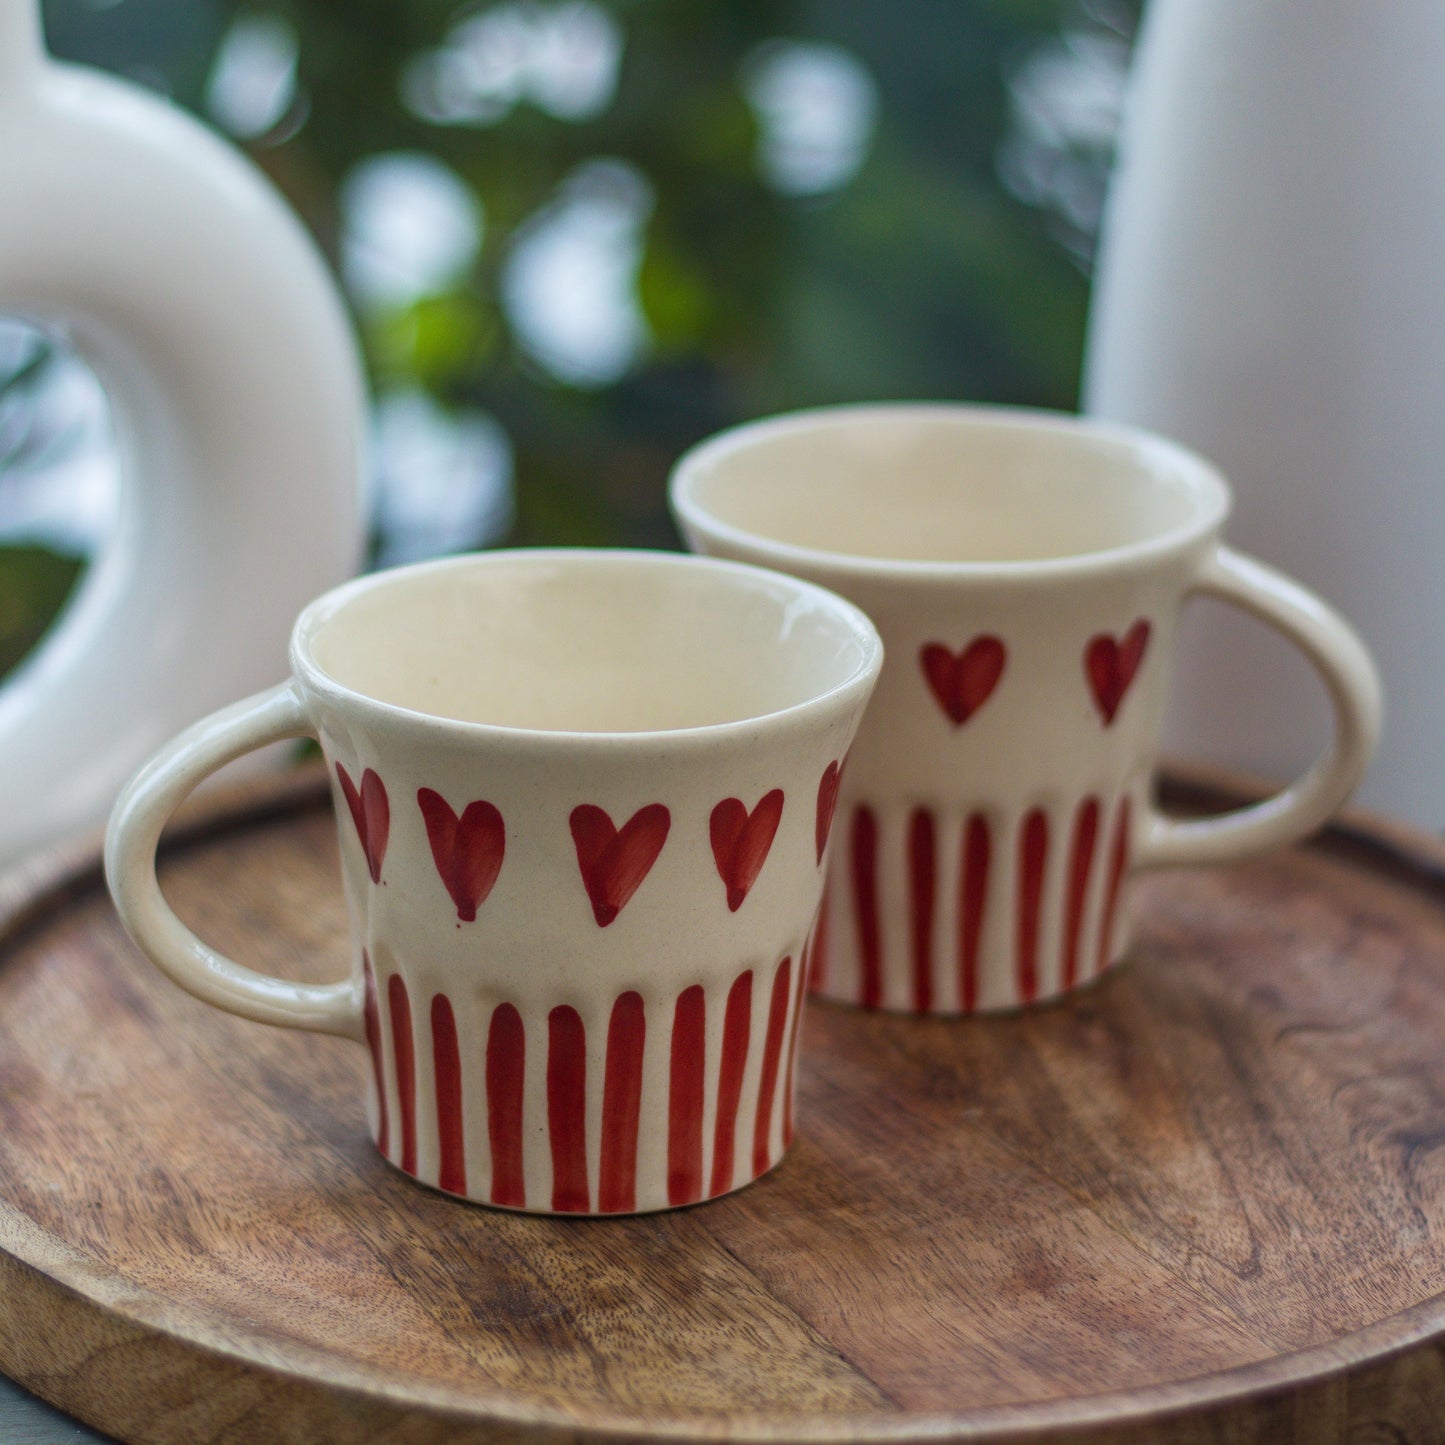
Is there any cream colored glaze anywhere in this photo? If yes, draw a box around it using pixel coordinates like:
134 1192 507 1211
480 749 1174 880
303 553 873 732
679 409 1212 563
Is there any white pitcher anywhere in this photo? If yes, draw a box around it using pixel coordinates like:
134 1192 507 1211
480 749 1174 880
0 0 366 862
1085 0 1445 828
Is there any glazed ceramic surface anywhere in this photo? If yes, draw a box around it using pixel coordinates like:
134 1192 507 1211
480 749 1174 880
105 550 882 1214
0 0 365 865
671 404 1381 1015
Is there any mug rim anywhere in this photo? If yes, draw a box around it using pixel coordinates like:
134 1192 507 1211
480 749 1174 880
669 401 1234 583
289 547 883 746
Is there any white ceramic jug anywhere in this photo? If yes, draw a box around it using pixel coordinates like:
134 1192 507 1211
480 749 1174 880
0 0 366 863
1085 0 1445 828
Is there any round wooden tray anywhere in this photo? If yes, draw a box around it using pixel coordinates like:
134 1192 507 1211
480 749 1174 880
3 769 1445 1445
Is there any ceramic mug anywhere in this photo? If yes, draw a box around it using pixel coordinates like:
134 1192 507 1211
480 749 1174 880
670 404 1382 1015
105 550 882 1214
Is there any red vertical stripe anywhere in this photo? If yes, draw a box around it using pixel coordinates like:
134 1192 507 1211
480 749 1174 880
1097 796 1132 976
909 808 936 1012
599 991 646 1213
709 972 753 1197
852 807 882 1008
809 879 832 992
958 814 990 1013
1017 809 1049 1005
361 952 389 1158
668 985 707 1205
486 1003 526 1208
547 1006 589 1213
753 957 793 1176
1063 796 1101 992
781 940 809 1146
431 994 466 1195
388 974 417 1174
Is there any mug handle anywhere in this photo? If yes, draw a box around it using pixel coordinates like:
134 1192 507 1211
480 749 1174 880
104 683 364 1041
1137 546 1382 868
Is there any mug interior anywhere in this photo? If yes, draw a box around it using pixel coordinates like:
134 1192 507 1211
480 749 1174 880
673 407 1229 566
295 551 877 732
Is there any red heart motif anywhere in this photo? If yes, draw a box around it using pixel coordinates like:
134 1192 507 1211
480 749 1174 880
417 788 506 922
920 637 1006 726
569 803 671 927
710 789 785 912
1085 619 1151 725
336 764 389 884
815 758 845 865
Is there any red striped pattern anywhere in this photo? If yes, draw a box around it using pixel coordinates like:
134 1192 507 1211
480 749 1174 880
710 971 753 1197
361 952 389 1158
547 1006 589 1212
387 973 416 1174
1063 797 1101 992
909 808 936 1013
1098 796 1132 976
668 984 707 1205
753 956 793 1177
486 1003 526 1207
599 991 645 1213
431 994 466 1195
1016 808 1049 1005
366 952 807 1213
959 812 990 1013
817 794 1136 1013
851 808 881 1009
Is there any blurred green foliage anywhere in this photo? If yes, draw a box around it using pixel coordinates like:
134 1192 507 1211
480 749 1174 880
0 546 83 678
1 0 1138 683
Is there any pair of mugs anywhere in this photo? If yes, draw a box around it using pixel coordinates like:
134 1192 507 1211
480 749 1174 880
106 405 1380 1216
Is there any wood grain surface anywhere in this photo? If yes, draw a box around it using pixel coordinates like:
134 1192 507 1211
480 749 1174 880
2 768 1445 1444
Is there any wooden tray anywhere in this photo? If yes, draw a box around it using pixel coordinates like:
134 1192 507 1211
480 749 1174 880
3 769 1445 1445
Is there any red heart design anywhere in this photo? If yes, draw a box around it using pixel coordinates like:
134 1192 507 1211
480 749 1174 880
920 637 1006 726
569 803 671 928
417 788 506 922
816 758 846 865
337 763 389 884
710 789 785 912
1085 619 1151 725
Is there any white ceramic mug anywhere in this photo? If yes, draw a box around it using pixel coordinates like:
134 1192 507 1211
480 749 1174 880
106 551 881 1213
671 404 1382 1015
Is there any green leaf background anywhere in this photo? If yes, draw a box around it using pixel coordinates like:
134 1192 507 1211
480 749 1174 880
1 0 1137 682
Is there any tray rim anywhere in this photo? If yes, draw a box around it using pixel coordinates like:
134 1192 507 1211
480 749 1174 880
5 1203 1445 1444
4 762 1445 1443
